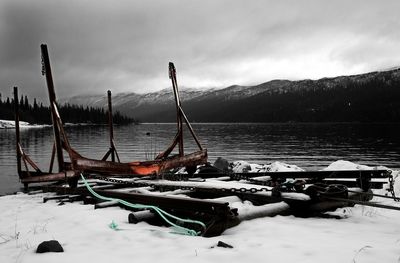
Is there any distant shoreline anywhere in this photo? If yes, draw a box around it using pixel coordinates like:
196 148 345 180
139 121 400 125
0 119 130 129
2 119 400 129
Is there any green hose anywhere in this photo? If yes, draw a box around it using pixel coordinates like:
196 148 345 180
80 174 206 236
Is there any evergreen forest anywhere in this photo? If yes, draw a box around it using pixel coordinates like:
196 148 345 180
0 94 135 125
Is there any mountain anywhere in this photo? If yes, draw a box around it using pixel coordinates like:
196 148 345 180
63 68 400 122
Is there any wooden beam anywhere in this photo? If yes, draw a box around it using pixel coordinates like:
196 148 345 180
41 44 64 172
13 86 21 176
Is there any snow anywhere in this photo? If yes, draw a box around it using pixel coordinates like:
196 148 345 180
63 88 216 111
1 160 400 263
0 120 27 129
231 160 304 173
323 160 376 171
0 120 49 129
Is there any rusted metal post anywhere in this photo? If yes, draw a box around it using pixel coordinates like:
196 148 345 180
13 86 22 176
169 62 184 156
41 44 64 172
48 142 56 173
156 62 205 162
107 90 115 162
179 107 203 150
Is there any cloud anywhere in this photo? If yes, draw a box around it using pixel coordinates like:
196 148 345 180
1 0 400 102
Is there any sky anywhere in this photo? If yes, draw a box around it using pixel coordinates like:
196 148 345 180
1 0 400 101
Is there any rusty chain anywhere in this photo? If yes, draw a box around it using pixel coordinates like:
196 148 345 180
228 173 271 186
85 174 274 194
84 172 398 202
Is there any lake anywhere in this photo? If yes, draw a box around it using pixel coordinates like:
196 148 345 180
1 123 399 195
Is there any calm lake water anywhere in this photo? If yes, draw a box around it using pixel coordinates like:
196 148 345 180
0 123 399 195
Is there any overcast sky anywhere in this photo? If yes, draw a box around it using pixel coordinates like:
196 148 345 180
1 0 400 101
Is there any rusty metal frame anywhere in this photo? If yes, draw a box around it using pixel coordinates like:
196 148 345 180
14 86 22 176
101 90 120 162
14 86 42 176
14 86 77 187
16 44 208 187
156 62 203 160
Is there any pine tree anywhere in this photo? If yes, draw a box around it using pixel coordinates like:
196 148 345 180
1 92 135 124
24 96 29 109
33 98 38 110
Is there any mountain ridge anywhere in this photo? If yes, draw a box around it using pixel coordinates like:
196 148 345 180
63 68 400 122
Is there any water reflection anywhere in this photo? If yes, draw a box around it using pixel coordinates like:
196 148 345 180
0 123 399 195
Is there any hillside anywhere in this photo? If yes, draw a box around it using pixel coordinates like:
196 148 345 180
65 68 400 123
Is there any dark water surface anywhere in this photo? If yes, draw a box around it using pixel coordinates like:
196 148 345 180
0 123 399 195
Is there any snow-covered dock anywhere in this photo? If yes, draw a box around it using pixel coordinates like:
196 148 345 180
1 160 399 262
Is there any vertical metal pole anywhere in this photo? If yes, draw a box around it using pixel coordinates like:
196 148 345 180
13 87 22 176
169 62 184 157
48 142 56 173
179 108 203 150
41 44 64 172
107 90 115 162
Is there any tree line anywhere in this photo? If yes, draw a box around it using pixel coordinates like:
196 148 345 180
237 73 400 122
0 94 136 125
142 70 400 122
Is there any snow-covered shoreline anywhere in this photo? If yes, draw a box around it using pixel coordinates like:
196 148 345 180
0 120 49 129
0 160 399 263
0 119 101 129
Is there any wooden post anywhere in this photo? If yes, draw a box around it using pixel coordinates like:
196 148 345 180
41 44 64 172
179 106 203 150
156 62 204 161
107 90 115 162
13 86 22 176
169 62 184 157
48 142 56 173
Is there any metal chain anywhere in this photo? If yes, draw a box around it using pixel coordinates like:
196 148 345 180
82 174 400 212
228 172 307 193
86 172 398 202
232 172 399 199
229 173 272 186
85 174 274 194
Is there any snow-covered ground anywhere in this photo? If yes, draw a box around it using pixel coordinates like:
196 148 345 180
1 161 400 263
0 120 48 129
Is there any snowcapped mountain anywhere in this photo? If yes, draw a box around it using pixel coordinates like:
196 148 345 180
62 87 214 109
62 68 400 122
